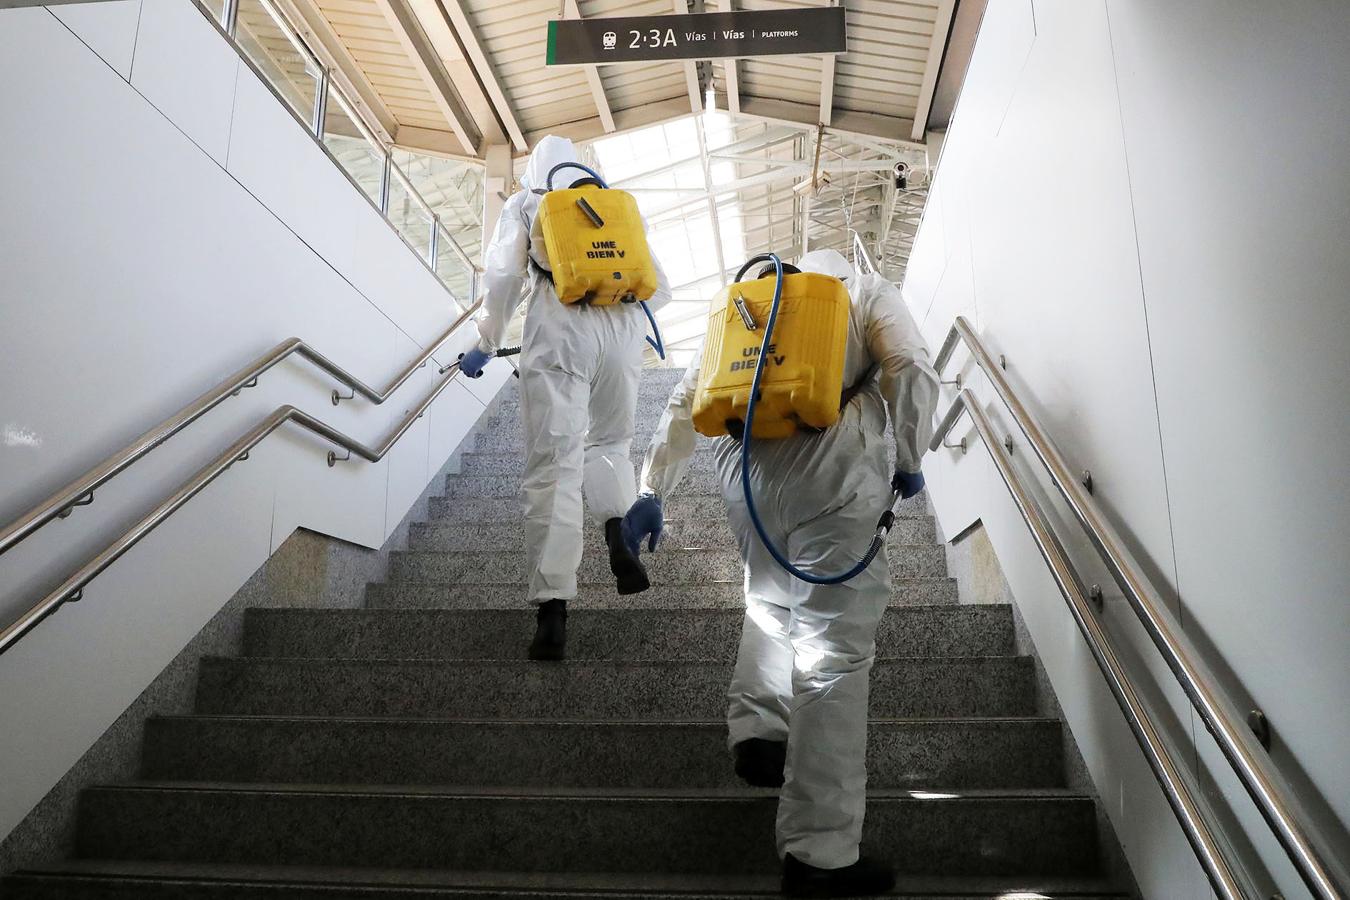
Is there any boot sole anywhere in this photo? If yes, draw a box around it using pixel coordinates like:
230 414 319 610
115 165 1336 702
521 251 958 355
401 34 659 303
735 768 785 789
781 879 896 898
527 645 566 661
616 572 651 595
610 557 651 595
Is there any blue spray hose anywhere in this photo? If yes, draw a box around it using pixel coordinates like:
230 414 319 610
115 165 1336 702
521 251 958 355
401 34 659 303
737 253 900 585
640 300 665 359
544 161 664 360
545 161 607 191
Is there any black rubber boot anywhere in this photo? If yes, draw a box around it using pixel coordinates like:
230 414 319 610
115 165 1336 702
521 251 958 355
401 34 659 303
605 517 650 595
528 598 567 661
733 738 787 788
781 853 897 897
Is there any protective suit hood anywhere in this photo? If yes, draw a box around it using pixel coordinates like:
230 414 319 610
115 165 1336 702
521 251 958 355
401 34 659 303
797 249 855 283
521 135 582 192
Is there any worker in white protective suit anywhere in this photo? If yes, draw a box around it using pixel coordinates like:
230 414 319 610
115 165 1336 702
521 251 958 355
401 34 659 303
457 136 671 661
620 249 938 896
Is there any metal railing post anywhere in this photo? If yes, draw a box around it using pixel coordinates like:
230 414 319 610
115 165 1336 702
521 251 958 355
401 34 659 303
312 67 330 137
429 215 440 268
222 0 240 36
379 151 393 216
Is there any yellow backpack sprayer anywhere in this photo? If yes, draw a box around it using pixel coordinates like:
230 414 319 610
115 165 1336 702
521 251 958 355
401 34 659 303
693 263 851 438
534 161 663 357
693 252 903 585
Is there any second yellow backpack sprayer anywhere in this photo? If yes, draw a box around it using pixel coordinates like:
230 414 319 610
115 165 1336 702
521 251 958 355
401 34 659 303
694 252 903 585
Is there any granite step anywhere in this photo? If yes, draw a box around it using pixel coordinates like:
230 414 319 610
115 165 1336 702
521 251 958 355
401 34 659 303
0 862 1133 899
73 785 1100 877
441 473 930 514
364 578 961 610
141 716 1064 790
457 449 718 478
409 515 939 551
195 657 1036 720
241 606 1013 660
387 546 948 585
491 375 686 406
470 429 721 454
471 420 895 447
428 491 931 523
470 423 899 454
486 394 677 426
447 469 728 498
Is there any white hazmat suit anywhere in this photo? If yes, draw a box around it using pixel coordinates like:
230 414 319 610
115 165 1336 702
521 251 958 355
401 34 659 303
640 249 938 869
473 136 671 602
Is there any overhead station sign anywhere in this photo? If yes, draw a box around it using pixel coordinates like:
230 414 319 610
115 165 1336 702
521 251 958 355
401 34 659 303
546 7 847 66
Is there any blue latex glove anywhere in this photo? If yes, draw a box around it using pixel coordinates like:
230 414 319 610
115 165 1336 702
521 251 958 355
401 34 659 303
458 346 492 379
892 469 926 500
621 493 664 555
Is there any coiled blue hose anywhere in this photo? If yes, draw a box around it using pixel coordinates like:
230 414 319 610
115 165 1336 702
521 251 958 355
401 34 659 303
737 252 897 585
544 161 664 360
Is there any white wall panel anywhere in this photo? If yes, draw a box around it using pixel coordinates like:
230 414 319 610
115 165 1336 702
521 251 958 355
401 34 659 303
226 68 362 281
0 8 505 844
49 0 143 79
347 208 454 350
1106 0 1350 882
908 0 1350 896
130 0 240 165
427 380 486 472
971 0 1179 615
382 332 434 534
934 0 1033 269
898 197 946 327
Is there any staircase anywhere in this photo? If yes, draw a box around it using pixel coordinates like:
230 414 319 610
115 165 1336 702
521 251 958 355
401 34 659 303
1 368 1131 898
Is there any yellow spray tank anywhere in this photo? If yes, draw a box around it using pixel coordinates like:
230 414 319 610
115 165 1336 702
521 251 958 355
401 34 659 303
534 162 659 306
693 260 851 439
696 253 901 588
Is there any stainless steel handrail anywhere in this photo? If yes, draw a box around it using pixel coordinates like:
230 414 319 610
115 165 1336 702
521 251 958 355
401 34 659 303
932 315 1350 900
953 388 1254 899
0 358 470 656
0 304 479 558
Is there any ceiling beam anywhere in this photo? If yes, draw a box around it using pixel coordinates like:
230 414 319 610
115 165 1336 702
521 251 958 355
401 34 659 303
674 0 703 114
723 60 741 115
406 0 507 146
731 95 924 148
707 154 903 173
371 0 482 155
910 0 957 142
818 53 836 127
681 61 703 114
563 0 616 134
393 125 487 161
272 0 398 143
721 0 740 114
817 0 838 126
436 0 528 152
